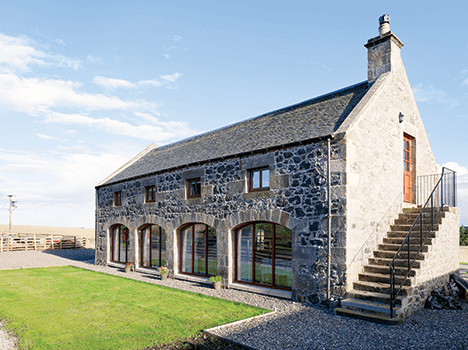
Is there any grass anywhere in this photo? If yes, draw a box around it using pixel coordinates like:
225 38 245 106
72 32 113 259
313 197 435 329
0 266 267 350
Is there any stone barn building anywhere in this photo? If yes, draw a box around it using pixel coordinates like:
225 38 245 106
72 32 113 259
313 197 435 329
95 16 459 322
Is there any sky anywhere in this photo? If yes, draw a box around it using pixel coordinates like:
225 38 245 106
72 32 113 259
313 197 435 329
0 1 467 229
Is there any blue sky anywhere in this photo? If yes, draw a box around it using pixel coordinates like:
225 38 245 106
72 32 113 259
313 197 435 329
0 1 467 228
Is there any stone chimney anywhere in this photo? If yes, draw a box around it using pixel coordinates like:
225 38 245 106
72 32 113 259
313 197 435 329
365 14 404 84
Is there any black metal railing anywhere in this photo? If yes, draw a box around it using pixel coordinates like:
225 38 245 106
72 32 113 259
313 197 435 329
389 167 456 318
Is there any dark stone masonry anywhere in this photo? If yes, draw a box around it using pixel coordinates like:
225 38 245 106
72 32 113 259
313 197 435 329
96 139 347 304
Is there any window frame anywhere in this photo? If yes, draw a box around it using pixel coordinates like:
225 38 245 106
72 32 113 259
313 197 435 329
248 167 270 192
139 224 166 269
187 178 201 198
114 191 122 206
145 185 156 203
179 223 217 277
110 224 129 264
234 221 292 290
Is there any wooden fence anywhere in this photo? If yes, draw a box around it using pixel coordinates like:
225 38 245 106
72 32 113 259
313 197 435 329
0 234 88 252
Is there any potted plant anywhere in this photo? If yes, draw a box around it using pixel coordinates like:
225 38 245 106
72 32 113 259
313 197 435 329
157 266 169 280
124 262 133 273
209 275 222 290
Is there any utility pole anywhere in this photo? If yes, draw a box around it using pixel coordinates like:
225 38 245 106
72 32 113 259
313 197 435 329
7 195 17 233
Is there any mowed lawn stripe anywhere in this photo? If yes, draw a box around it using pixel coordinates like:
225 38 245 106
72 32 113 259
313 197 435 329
0 266 266 350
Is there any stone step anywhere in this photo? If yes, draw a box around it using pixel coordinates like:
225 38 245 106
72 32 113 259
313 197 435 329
335 307 403 325
353 280 411 296
373 250 425 260
358 272 413 286
368 257 421 269
347 289 405 306
383 237 433 245
341 298 399 316
394 216 443 225
377 243 429 253
390 224 439 232
364 264 417 277
386 231 436 239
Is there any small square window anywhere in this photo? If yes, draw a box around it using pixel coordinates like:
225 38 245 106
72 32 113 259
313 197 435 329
146 186 156 203
114 191 122 206
249 168 269 192
187 178 201 198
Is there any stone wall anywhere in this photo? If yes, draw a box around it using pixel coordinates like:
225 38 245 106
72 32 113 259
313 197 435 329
95 139 347 304
337 46 437 290
397 207 460 318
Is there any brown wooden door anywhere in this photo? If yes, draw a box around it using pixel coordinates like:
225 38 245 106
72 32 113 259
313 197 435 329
403 134 414 202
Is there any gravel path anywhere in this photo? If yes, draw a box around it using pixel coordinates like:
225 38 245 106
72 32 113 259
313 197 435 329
0 250 467 350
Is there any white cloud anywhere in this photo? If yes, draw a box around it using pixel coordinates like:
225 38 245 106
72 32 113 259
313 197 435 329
440 161 468 225
0 34 81 71
87 54 103 64
161 54 170 59
36 133 54 139
440 162 468 176
160 73 181 83
463 77 468 86
53 39 65 46
0 71 150 115
94 75 135 88
138 78 163 87
413 84 459 109
173 35 183 42
45 112 195 142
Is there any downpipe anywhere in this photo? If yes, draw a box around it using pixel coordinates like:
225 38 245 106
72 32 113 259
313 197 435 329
326 136 334 305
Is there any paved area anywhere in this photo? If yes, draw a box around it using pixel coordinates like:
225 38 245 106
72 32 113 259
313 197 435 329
0 250 467 350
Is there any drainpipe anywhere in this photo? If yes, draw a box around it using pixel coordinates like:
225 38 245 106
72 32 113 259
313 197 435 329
326 136 334 304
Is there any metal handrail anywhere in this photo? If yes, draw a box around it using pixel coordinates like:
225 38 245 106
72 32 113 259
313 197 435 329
389 167 456 318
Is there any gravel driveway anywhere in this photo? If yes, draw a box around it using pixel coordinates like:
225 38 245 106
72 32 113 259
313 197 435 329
0 250 467 350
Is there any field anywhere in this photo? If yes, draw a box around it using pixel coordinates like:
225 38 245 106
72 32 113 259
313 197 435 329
0 225 94 240
0 266 266 350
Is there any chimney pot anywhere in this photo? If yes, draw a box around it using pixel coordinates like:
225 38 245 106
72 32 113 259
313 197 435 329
379 14 390 36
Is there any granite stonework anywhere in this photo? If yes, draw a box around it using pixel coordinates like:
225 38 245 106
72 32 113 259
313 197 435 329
95 140 347 304
95 19 460 313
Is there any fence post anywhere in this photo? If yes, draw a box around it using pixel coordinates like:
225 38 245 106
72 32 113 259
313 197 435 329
25 236 28 251
60 236 62 249
0 236 2 253
34 234 37 251
50 234 54 249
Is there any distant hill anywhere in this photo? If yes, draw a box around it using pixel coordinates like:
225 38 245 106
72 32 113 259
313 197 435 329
0 225 94 239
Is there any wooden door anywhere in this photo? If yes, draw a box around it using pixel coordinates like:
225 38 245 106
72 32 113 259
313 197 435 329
403 134 414 202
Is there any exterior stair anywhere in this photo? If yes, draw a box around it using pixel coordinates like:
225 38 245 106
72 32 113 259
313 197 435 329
335 207 448 325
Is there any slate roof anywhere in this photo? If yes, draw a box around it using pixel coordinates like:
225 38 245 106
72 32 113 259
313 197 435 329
99 81 368 187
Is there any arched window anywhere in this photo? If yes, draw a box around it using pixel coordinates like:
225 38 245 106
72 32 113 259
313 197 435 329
110 225 130 263
179 223 217 276
234 222 292 289
138 224 166 269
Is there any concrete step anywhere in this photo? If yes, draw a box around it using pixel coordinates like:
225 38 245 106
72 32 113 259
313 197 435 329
390 224 439 232
341 298 399 316
377 243 429 253
364 264 417 277
358 272 413 286
335 307 403 325
373 250 426 260
353 280 412 296
347 289 404 306
386 231 436 239
394 217 442 225
368 257 421 269
383 237 433 245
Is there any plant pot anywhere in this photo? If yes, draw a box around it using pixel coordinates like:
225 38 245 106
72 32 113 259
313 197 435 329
161 273 168 280
124 265 132 273
213 281 221 290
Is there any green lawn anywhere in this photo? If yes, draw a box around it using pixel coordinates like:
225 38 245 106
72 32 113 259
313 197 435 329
0 266 267 350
